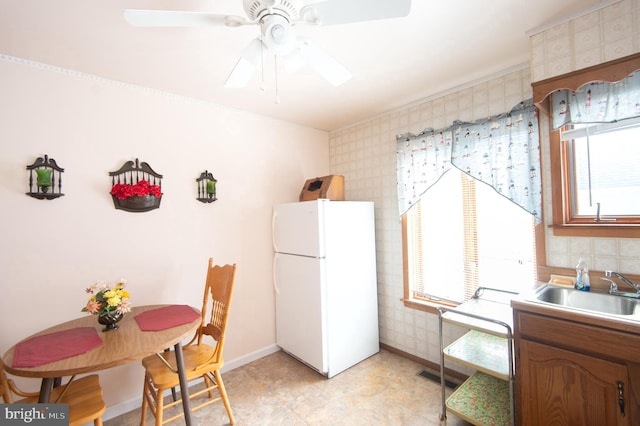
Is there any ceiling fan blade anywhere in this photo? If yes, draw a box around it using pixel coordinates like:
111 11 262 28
123 10 241 27
305 0 411 26
283 50 306 74
297 39 351 86
224 38 264 88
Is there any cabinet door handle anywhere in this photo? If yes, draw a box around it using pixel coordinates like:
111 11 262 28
617 381 626 417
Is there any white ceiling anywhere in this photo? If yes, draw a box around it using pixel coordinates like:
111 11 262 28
0 0 604 131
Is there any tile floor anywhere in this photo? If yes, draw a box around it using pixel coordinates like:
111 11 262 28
104 349 472 425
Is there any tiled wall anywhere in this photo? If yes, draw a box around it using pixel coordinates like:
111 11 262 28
329 0 640 365
532 0 640 275
531 0 640 82
329 67 533 363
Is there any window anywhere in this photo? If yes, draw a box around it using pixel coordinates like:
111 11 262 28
403 167 537 307
550 116 640 238
534 52 640 238
559 119 640 224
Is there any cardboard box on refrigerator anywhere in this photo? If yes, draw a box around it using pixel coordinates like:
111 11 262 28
299 175 345 201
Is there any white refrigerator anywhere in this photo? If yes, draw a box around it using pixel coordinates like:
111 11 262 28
272 199 379 378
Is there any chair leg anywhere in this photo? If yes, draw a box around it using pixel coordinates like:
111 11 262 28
94 418 103 426
154 387 164 426
203 374 214 399
162 348 178 402
214 370 235 425
140 374 148 426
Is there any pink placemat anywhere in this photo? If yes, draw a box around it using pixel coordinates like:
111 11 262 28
134 305 200 331
12 327 103 368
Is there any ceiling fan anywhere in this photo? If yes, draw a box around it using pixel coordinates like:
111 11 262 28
123 0 411 91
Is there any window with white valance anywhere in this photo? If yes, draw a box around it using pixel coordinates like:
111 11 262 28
546 69 640 229
396 99 542 223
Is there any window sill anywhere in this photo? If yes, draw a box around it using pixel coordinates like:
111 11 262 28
402 298 460 315
550 224 640 238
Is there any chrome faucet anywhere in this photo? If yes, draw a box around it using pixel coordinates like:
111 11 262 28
604 270 640 295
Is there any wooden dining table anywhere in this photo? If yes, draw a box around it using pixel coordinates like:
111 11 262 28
2 304 201 426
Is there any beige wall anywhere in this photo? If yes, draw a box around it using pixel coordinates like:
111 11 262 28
0 55 329 418
329 0 640 366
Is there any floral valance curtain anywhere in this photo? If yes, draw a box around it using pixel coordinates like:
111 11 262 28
396 99 542 223
551 70 640 130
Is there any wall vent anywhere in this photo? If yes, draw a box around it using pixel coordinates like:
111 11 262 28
418 369 457 389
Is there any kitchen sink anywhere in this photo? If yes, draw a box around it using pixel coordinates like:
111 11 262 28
534 285 640 316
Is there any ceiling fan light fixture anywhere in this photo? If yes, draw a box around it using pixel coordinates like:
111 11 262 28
124 0 413 93
260 14 296 56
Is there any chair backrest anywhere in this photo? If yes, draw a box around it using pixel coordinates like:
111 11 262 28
196 258 237 362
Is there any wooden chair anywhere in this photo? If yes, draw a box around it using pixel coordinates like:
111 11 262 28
141 258 237 425
0 359 106 426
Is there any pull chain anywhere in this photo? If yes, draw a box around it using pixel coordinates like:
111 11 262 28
260 37 265 92
274 55 280 104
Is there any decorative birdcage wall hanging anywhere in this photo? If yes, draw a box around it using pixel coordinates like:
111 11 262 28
26 155 65 200
196 170 217 203
109 158 163 212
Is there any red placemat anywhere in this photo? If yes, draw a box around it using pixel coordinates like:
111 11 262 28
134 305 200 331
12 327 103 368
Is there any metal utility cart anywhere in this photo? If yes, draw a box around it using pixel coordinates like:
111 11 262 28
437 287 516 426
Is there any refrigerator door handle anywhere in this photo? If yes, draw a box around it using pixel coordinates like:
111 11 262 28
273 253 280 294
271 211 279 253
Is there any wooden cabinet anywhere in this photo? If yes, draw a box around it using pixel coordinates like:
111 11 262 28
518 339 629 425
513 304 640 426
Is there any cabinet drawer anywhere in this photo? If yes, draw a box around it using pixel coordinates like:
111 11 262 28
514 310 640 361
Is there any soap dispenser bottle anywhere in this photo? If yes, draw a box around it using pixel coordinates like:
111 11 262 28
575 257 591 291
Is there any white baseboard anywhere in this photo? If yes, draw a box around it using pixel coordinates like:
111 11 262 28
103 344 281 421
220 343 280 373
